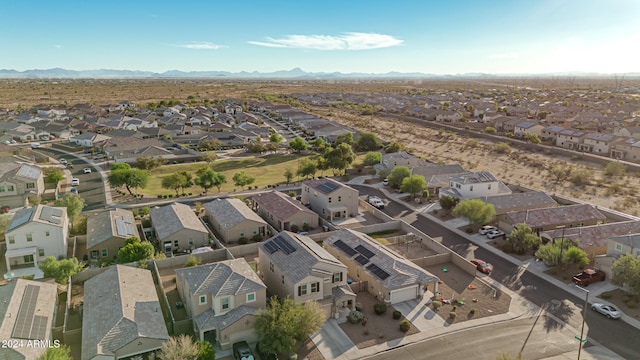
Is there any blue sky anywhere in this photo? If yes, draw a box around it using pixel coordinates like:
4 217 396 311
1 0 638 74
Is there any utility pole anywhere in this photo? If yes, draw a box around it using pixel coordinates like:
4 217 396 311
575 285 589 360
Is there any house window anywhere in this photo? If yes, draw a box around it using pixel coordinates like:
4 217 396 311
174 240 179 247
46 231 50 237
8 235 14 244
488 184 492 190
24 255 34 263
282 275 285 284
199 295 207 305
328 197 332 203
298 285 308 296
26 183 35 189
246 292 256 303
253 228 257 235
311 282 319 293
102 249 108 257
38 249 45 257
91 250 98 259
332 272 343 283
470 186 473 191
221 297 230 310
188 238 193 245
270 262 274 272
338 196 342 202
26 234 33 242
0 186 4 192
240 231 244 237
616 244 623 251
7 185 13 191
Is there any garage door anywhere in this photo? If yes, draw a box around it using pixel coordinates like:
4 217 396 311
390 285 418 304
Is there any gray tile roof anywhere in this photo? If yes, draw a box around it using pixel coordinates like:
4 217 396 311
194 305 258 332
332 284 356 300
260 231 346 284
542 220 640 249
150 202 208 240
325 229 438 289
87 208 139 249
6 205 67 232
203 198 266 230
251 191 316 221
303 177 354 195
504 204 606 229
480 191 556 214
450 171 497 184
82 265 169 360
175 258 265 298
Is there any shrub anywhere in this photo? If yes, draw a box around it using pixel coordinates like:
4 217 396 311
431 300 442 311
374 303 387 315
355 302 363 312
290 224 299 233
302 223 310 232
158 195 163 198
238 237 249 245
348 310 364 324
399 320 411 332
469 309 476 315
251 234 263 242
627 300 637 308
600 291 613 299
392 310 401 320
449 311 457 320
184 255 201 268
465 227 474 234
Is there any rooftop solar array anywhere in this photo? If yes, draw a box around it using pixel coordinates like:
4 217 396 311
16 164 41 179
7 208 34 232
264 241 279 254
354 254 369 265
12 284 48 340
264 235 297 255
39 207 62 225
115 218 137 237
316 181 339 193
334 239 357 257
366 263 390 280
355 244 375 259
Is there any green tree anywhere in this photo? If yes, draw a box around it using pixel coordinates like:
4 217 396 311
569 168 592 187
178 171 193 193
506 223 541 255
356 132 382 151
199 151 218 165
289 137 308 152
297 158 317 179
194 168 218 194
549 166 572 183
196 340 216 360
184 255 201 267
117 237 155 264
160 335 200 360
132 156 167 170
452 199 496 226
162 173 185 195
484 126 497 134
385 141 406 153
439 195 459 211
38 257 84 285
283 167 294 184
110 162 131 171
523 133 541 144
108 168 149 195
212 172 227 193
199 138 223 151
310 137 327 153
400 174 427 199
255 296 326 356
493 142 511 154
46 169 64 184
611 254 640 298
316 156 329 176
270 132 283 143
604 161 626 177
335 132 354 146
0 215 11 240
36 345 73 360
54 194 85 231
363 151 382 167
247 140 266 154
232 171 256 190
563 246 590 269
324 143 355 175
387 166 411 188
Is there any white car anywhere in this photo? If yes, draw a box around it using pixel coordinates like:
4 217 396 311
486 230 506 239
71 178 80 186
30 142 41 148
83 168 92 174
479 225 497 235
382 178 389 186
591 303 621 319
59 158 67 165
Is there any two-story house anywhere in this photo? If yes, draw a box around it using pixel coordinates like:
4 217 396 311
556 129 587 150
0 162 45 208
258 231 355 319
86 208 139 261
582 133 618 154
203 198 268 243
4 205 68 278
439 171 510 199
301 178 359 222
513 121 544 138
610 137 640 161
175 259 266 350
540 125 565 142
251 190 319 231
150 202 209 254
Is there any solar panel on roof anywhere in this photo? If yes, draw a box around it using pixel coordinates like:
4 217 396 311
354 254 369 265
51 208 63 217
115 219 127 237
40 207 62 225
264 241 279 254
317 181 339 193
366 263 390 280
334 239 357 257
125 224 136 235
123 216 133 223
273 235 296 255
12 284 48 340
355 244 375 259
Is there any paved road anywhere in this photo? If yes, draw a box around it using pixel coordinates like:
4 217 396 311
352 184 640 359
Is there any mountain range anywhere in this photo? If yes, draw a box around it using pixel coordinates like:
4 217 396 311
0 68 637 79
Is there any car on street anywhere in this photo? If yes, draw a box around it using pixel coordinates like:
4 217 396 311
486 230 505 239
591 303 622 319
382 178 389 186
71 178 80 186
83 167 92 174
479 225 497 235
66 163 74 169
30 142 41 148
69 187 78 195
470 259 492 274
367 195 385 209
59 158 67 165
232 341 255 360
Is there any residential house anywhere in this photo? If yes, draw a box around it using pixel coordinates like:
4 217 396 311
513 121 544 138
0 162 45 208
411 164 467 196
375 151 428 174
480 191 557 215
258 231 355 318
301 178 359 222
607 234 640 258
540 125 565 142
610 137 640 161
251 190 319 231
439 171 510 199
0 279 58 360
4 205 68 278
175 259 267 350
69 132 111 147
86 208 139 261
614 125 640 140
434 110 463 122
498 203 606 234
582 133 618 154
325 229 439 304
555 129 588 150
203 198 268 244
150 202 209 254
82 265 169 360
545 111 578 126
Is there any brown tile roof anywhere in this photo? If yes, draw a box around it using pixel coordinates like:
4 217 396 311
252 191 316 221
542 220 640 249
504 204 606 229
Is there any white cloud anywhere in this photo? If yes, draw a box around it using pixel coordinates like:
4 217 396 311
248 32 403 50
178 42 225 50
489 53 518 59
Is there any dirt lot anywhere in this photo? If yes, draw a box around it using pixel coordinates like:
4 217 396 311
158 265 188 321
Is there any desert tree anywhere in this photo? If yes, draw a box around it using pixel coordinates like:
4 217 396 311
453 199 496 227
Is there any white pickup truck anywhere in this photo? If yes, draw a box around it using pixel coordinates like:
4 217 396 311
367 195 385 209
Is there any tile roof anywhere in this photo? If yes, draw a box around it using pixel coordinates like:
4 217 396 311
505 204 606 229
82 265 169 360
194 306 259 332
609 234 640 250
87 209 139 249
175 258 265 298
542 220 640 249
251 191 317 221
303 177 355 194
480 191 556 214
150 202 208 240
203 198 266 230
325 229 438 289
450 171 497 184
6 205 67 232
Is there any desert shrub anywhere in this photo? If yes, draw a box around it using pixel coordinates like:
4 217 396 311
627 300 637 308
392 310 401 320
348 310 364 324
600 291 613 299
238 237 248 245
493 142 511 154
355 302 363 311
251 234 263 242
374 303 387 315
184 255 201 268
465 227 474 234
290 224 299 233
449 311 457 320
399 320 411 332
302 223 310 231
469 309 476 315
431 300 442 310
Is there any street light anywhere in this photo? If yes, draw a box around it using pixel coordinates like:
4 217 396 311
556 225 566 268
575 285 589 360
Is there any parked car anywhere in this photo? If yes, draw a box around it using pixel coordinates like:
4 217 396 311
30 142 41 148
470 259 492 274
66 163 74 169
486 230 505 239
591 303 621 319
59 158 67 165
479 225 497 235
232 341 255 360
83 167 92 174
367 195 385 209
382 178 389 186
71 178 80 186
69 187 78 195
572 269 606 286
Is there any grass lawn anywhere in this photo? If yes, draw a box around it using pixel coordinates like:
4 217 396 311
141 153 322 197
